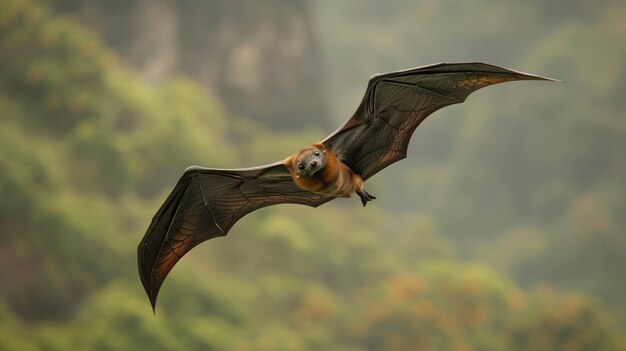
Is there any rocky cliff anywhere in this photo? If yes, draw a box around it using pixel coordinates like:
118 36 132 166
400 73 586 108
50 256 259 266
50 0 328 129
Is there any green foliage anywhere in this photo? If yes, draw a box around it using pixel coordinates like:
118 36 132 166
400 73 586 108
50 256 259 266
0 0 107 132
347 265 625 351
0 303 39 351
1 0 625 350
0 0 232 321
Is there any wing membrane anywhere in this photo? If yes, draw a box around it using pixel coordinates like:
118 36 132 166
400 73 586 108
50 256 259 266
137 164 334 310
325 62 557 180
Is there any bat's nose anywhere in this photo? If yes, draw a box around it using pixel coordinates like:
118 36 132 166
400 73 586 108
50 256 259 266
310 160 318 168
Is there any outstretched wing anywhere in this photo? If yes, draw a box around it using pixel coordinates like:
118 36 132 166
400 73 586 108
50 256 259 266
137 163 334 310
324 62 557 180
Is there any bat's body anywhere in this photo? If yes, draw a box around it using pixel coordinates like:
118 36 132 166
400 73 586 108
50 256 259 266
284 144 374 205
138 62 557 310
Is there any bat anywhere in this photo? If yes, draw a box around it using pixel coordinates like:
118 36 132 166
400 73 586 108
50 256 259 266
138 62 556 310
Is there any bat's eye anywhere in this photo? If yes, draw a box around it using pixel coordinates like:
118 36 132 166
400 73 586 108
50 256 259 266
298 163 304 170
314 151 320 157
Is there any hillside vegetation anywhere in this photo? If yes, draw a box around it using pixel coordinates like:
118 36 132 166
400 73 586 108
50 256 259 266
1 0 625 350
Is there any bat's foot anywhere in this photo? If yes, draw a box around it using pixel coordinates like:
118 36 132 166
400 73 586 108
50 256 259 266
356 190 376 207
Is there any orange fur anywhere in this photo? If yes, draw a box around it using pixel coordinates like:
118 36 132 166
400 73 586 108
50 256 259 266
284 143 364 197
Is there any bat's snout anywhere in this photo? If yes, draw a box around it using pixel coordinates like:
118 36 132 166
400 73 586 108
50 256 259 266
310 160 318 168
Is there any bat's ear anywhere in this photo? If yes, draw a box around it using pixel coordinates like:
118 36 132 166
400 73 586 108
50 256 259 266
284 156 293 168
312 143 327 154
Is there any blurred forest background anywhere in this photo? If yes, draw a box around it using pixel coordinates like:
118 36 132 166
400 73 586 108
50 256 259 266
1 0 625 350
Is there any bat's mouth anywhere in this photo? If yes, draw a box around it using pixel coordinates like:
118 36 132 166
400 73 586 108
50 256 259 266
296 169 318 179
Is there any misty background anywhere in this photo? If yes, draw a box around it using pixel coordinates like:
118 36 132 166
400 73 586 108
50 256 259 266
1 0 625 350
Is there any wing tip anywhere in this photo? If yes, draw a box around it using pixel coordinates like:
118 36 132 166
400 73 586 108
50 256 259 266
500 67 562 83
456 62 563 83
149 286 159 314
137 242 164 313
144 270 163 314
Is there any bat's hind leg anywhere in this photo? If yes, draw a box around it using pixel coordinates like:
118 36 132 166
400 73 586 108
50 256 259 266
356 189 376 207
351 172 375 207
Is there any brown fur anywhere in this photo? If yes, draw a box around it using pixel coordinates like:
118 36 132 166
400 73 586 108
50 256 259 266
284 143 364 198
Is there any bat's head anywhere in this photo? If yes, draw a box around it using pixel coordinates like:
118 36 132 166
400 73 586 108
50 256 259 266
293 145 328 179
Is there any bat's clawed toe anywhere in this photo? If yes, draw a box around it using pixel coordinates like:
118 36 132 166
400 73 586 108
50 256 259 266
357 190 376 207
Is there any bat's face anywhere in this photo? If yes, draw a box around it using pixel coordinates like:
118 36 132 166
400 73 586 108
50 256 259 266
293 146 328 179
